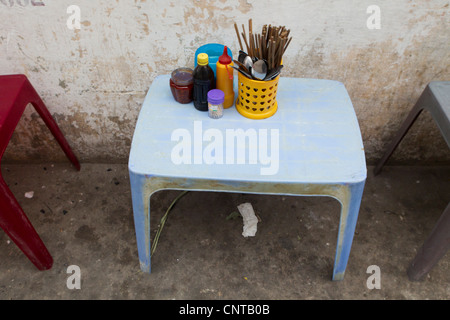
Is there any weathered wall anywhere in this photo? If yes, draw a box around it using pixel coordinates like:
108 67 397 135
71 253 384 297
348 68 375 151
0 0 449 164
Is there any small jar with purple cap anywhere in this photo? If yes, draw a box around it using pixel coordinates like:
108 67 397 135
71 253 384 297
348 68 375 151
207 89 225 119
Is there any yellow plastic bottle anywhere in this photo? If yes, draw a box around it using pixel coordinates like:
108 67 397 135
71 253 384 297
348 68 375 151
216 46 235 109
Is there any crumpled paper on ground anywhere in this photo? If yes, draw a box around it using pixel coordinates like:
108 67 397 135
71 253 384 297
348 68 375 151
237 203 258 237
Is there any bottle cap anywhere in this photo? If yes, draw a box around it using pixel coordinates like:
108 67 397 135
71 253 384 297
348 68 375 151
197 53 209 66
208 89 225 105
218 46 232 65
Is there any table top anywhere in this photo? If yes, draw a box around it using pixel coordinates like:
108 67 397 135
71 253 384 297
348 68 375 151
0 74 28 113
129 75 366 184
428 82 450 147
429 81 450 109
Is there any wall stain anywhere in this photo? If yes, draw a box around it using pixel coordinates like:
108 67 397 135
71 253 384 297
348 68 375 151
58 79 67 89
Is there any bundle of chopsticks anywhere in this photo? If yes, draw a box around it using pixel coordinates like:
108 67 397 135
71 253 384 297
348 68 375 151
234 19 292 70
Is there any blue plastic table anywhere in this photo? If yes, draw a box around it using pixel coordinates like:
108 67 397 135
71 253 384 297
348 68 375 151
129 75 367 281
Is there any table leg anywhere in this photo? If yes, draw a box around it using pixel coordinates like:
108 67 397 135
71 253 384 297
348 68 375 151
129 171 154 273
373 90 429 176
0 177 53 270
332 180 365 281
407 202 450 281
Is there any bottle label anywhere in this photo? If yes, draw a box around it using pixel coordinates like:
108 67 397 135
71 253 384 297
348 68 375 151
194 78 214 107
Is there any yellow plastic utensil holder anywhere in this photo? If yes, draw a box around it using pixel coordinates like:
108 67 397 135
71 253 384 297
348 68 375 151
236 72 279 120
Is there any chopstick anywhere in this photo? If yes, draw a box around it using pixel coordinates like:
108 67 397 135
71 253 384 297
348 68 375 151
235 19 291 71
234 23 243 51
241 24 250 53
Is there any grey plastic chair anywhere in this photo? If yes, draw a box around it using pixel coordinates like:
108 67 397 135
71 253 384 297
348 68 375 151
374 81 450 281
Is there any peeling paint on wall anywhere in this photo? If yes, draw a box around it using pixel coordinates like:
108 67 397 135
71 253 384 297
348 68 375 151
0 0 449 164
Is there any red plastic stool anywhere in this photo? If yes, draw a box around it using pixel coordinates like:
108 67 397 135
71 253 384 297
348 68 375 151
0 74 80 270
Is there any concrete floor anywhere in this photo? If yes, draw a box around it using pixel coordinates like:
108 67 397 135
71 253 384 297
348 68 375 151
0 163 448 300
